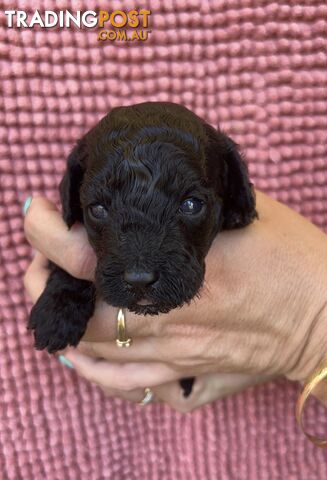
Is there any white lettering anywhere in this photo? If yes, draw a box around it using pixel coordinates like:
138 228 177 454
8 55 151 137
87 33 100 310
16 11 28 28
4 10 16 28
3 9 113 30
82 11 97 28
44 11 58 28
29 10 45 28
65 10 81 28
58 11 64 27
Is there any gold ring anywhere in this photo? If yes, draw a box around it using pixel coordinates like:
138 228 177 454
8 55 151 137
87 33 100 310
116 308 132 348
138 387 154 406
296 363 327 448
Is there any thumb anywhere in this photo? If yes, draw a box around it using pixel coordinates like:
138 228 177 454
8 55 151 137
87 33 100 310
24 196 96 280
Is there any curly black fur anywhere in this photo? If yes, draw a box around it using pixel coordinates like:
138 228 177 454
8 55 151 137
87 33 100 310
28 102 256 356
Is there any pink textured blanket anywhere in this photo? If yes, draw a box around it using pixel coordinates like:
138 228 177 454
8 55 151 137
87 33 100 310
1 1 326 478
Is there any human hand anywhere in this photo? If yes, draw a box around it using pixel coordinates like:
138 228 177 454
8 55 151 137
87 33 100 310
24 246 270 411
57 342 269 412
24 192 327 406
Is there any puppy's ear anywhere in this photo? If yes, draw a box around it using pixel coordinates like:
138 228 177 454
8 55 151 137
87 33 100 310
203 123 257 230
59 142 87 228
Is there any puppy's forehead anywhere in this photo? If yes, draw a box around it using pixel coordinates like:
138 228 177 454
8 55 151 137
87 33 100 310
85 129 207 197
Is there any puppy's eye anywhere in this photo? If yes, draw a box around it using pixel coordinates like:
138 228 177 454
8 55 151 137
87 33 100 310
179 198 203 215
88 204 108 220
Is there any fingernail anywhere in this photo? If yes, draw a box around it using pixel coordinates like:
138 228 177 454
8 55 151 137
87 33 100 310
179 377 195 398
58 355 74 369
23 196 33 216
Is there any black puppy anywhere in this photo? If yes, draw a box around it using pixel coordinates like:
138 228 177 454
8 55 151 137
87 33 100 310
28 102 256 373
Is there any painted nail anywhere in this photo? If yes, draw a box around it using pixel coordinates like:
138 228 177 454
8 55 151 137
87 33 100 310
58 355 74 369
23 196 33 215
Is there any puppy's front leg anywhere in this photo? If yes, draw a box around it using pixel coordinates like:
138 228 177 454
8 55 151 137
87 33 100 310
28 262 96 353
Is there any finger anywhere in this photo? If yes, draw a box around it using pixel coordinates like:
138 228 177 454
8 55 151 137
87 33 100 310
99 385 160 404
79 323 206 366
77 337 164 364
81 300 169 342
24 251 50 302
79 308 211 366
24 197 96 280
80 301 200 364
63 350 180 389
78 334 208 369
57 351 159 404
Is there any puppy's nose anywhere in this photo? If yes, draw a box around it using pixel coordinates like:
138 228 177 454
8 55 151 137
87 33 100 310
124 270 158 287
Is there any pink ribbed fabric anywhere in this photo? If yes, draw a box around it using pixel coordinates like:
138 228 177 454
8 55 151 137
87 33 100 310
1 1 327 478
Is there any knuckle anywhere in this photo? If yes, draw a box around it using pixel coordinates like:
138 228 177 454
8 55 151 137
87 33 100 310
150 318 166 338
148 338 166 362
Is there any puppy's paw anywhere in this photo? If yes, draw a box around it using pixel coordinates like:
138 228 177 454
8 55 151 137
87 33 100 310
28 289 95 353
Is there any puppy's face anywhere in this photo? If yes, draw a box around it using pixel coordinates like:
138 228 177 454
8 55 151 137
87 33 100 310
80 142 219 315
60 102 256 315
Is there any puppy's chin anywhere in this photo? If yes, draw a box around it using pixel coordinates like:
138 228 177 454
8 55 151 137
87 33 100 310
99 292 181 315
128 303 176 316
97 273 204 316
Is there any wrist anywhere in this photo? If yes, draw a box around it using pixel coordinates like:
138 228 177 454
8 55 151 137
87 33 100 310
281 221 327 385
285 299 327 386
